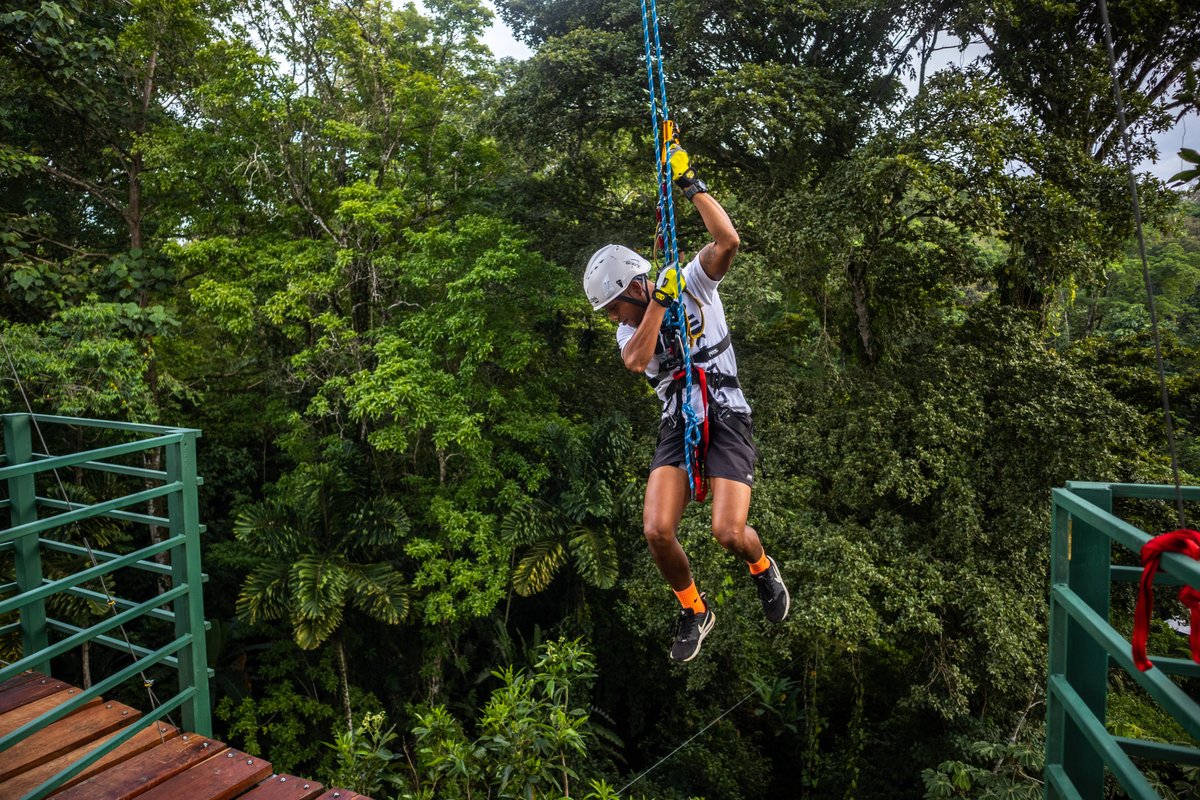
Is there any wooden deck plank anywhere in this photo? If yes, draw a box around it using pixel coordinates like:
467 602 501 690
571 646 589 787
0 698 141 780
0 677 76 715
0 670 42 693
313 790 371 800
133 748 272 800
0 721 179 798
0 688 95 736
51 734 227 800
236 774 325 800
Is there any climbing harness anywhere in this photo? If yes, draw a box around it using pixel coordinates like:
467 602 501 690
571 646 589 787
639 0 707 500
648 328 740 491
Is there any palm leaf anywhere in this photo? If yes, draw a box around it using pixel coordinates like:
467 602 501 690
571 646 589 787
290 553 349 622
511 540 566 596
568 526 619 589
290 604 344 650
347 562 409 625
301 462 353 534
233 500 307 556
348 496 410 553
611 482 643 533
236 560 291 624
501 499 563 546
559 470 620 522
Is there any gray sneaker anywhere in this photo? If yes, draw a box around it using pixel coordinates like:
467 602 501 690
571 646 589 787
752 557 790 623
669 595 716 662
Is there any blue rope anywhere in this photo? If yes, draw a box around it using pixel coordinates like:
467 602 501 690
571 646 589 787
638 0 703 498
645 0 679 265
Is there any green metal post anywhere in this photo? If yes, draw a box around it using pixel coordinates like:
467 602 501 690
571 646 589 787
1046 499 1069 799
165 432 211 735
1060 484 1113 799
3 414 50 674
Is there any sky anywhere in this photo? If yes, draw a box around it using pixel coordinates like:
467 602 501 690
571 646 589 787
476 9 1195 182
479 1 532 61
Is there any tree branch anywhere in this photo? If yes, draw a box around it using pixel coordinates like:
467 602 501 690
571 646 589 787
38 162 127 218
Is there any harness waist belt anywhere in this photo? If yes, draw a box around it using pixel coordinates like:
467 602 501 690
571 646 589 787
648 368 741 394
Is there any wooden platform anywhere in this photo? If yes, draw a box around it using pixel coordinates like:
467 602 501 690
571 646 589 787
0 671 373 800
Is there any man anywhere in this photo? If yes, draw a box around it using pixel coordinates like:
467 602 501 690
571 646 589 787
582 144 789 662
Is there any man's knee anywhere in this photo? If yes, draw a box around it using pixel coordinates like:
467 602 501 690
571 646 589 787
643 520 678 550
710 522 744 552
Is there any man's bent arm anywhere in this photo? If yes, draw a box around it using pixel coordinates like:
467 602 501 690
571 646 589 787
622 300 667 373
694 192 740 282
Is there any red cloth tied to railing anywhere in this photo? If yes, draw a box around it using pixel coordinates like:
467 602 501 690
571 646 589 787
1133 528 1200 671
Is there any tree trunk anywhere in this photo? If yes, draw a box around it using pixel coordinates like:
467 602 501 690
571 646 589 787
144 447 171 594
846 260 878 364
336 637 353 732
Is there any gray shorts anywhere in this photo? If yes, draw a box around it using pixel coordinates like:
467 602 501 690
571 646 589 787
649 408 758 487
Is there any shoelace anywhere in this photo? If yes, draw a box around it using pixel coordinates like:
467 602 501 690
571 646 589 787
675 608 700 642
755 569 780 603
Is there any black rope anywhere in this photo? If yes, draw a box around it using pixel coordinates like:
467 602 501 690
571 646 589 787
1097 0 1187 528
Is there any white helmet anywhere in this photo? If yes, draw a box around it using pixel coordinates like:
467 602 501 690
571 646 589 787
583 244 651 310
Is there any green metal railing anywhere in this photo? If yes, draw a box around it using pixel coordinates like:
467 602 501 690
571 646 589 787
1047 481 1200 800
0 413 211 800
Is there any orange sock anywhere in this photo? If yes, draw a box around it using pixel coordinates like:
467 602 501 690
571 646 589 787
674 581 706 614
748 551 771 575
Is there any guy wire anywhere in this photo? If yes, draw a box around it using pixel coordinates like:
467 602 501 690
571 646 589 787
1097 0 1187 528
617 655 802 797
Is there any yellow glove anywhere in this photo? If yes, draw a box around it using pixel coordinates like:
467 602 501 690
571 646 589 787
666 145 708 199
653 267 684 307
667 146 691 182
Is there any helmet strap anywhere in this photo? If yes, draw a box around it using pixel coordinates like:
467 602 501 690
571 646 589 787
615 294 648 308
614 275 649 308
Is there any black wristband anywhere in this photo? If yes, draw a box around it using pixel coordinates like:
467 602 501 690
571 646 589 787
683 178 708 200
652 288 673 308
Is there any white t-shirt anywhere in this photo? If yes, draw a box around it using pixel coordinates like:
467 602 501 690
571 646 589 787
616 254 751 419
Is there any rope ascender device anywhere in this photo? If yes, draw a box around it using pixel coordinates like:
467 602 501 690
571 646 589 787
639 0 708 500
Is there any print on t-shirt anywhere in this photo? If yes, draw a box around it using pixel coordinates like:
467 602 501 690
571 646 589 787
615 255 751 419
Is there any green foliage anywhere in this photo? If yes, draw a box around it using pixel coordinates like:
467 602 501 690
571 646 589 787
214 641 346 775
402 638 614 800
1171 148 1200 187
0 304 175 420
233 460 410 650
502 415 639 596
921 739 1043 800
326 710 405 798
